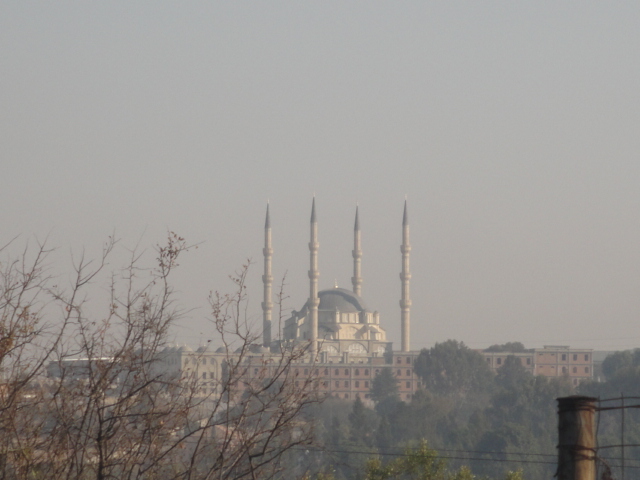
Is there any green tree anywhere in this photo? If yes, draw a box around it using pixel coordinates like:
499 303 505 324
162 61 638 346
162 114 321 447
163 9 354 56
485 342 527 353
600 349 640 379
413 340 494 399
495 355 531 391
371 368 399 403
363 441 521 480
349 395 379 446
364 441 448 480
371 368 402 418
375 415 392 451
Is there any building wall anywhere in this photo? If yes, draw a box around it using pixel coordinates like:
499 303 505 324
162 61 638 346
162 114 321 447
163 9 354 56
150 344 595 405
480 346 593 386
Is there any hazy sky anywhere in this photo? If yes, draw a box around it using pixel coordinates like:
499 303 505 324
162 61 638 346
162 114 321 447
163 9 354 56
2 2 640 351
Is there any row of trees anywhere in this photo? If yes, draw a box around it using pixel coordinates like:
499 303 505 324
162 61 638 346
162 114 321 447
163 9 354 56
308 341 573 480
0 235 320 480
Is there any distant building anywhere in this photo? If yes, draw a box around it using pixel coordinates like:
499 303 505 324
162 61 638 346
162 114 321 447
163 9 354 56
482 345 594 385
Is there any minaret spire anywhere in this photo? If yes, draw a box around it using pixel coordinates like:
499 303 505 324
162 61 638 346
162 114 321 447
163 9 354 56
308 198 319 356
262 203 273 347
351 206 363 296
400 200 411 352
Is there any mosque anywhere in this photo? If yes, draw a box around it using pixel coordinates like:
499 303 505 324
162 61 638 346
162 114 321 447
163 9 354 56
258 199 422 400
263 199 412 356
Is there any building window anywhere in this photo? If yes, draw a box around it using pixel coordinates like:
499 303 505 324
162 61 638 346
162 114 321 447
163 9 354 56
375 369 380 375
406 369 411 376
355 381 360 388
365 369 369 375
335 369 339 375
335 381 339 388
355 369 360 376
497 358 502 365
486 358 491 363
585 354 589 361
254 368 258 375
562 366 567 374
562 354 567 361
526 358 531 365
573 354 578 361
324 368 329 376
344 381 350 388
295 381 299 387
406 381 411 388
202 372 207 379
585 367 590 374
406 357 411 364
397 369 401 376
397 357 402 364
345 394 349 399
304 368 308 375
365 381 369 388
345 369 349 375
573 367 577 374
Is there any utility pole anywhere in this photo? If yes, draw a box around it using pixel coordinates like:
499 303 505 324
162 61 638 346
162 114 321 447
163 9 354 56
557 396 597 480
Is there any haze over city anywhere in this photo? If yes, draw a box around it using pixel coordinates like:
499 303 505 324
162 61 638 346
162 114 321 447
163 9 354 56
2 2 640 351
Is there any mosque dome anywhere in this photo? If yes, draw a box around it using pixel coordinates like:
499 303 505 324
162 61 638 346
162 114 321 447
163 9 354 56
318 288 368 313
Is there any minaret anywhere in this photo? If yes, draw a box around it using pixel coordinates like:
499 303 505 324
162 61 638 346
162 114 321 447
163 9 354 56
308 198 320 356
351 206 362 296
400 200 412 352
261 203 273 347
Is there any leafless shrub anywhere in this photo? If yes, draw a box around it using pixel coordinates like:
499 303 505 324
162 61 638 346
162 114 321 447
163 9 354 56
0 235 321 480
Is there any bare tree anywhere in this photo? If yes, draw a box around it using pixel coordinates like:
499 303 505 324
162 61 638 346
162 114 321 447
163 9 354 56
179 263 320 480
0 235 321 480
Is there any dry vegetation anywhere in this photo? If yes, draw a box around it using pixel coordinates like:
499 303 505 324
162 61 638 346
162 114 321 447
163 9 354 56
0 234 320 480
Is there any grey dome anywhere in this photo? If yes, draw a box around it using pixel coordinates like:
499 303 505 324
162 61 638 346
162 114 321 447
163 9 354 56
318 288 367 313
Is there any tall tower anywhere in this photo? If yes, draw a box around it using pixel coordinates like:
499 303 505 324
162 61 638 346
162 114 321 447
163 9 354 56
308 198 320 356
261 203 273 347
351 206 363 296
400 200 412 352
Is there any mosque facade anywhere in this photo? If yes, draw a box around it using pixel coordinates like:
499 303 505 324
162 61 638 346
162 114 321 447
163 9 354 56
259 199 421 401
265 199 412 357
